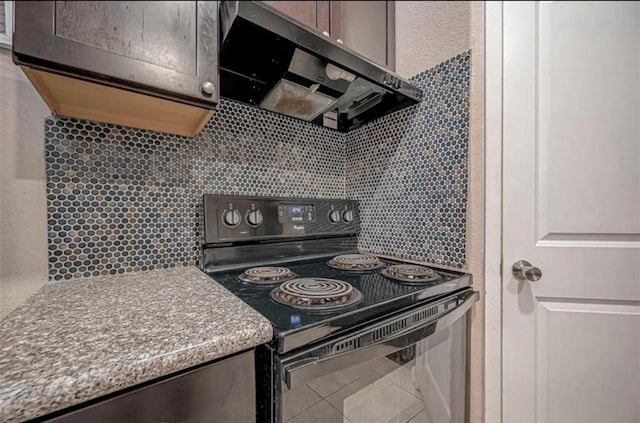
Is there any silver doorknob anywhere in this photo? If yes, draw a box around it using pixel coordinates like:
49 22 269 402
512 260 542 282
322 31 331 37
336 38 344 44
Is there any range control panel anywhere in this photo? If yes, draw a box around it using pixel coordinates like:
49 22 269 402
203 195 359 244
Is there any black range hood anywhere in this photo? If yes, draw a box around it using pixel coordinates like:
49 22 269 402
219 1 422 132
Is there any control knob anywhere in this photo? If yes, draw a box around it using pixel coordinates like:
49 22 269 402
222 209 241 227
342 210 354 223
246 209 264 227
328 210 341 224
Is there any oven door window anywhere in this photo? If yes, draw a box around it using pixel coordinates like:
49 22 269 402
280 317 467 423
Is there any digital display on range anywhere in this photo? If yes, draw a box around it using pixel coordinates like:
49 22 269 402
278 204 316 226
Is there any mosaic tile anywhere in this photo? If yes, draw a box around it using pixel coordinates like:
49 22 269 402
44 100 344 280
44 51 470 279
346 51 470 268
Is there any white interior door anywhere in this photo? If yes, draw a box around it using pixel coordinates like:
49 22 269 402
502 2 640 423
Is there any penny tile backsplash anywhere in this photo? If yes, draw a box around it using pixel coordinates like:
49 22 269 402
44 52 470 280
44 101 344 280
347 51 470 267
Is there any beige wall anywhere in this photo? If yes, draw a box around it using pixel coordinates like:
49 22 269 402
467 3 485 422
396 2 485 422
0 48 49 318
395 1 472 77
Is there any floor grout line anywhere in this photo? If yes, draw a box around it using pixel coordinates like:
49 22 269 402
283 385 324 422
405 406 428 423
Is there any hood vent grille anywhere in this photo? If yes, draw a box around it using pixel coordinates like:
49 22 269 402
260 80 337 122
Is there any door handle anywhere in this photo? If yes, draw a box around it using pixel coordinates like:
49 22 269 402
512 260 542 282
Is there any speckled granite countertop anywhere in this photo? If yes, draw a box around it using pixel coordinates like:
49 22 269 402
0 266 272 422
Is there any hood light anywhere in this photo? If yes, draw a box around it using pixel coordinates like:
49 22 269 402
326 63 356 82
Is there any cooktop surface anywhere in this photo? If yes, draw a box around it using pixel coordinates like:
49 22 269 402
207 255 471 353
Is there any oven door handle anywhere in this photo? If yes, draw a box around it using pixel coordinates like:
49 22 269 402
283 290 478 390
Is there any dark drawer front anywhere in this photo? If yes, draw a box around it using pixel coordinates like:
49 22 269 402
46 350 256 423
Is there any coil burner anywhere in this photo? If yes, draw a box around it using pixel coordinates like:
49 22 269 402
381 264 442 284
271 278 362 310
239 267 296 284
326 254 384 271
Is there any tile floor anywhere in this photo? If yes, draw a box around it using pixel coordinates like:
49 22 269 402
284 357 435 423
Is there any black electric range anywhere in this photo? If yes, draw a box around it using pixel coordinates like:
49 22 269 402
201 194 477 423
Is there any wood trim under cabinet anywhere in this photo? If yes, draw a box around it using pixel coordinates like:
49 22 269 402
21 67 214 137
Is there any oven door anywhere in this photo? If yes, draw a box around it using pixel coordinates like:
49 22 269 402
275 289 477 423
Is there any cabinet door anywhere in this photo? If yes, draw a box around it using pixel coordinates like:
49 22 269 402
263 1 330 34
13 1 218 107
331 1 395 70
46 351 256 423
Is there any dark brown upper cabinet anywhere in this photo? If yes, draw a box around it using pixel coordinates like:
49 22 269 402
263 1 330 33
330 1 395 70
12 1 219 137
263 1 395 70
